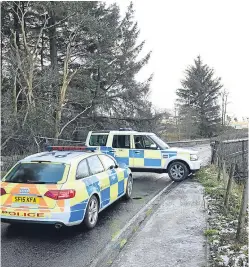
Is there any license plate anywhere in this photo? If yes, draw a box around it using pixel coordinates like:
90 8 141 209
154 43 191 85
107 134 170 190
12 196 39 204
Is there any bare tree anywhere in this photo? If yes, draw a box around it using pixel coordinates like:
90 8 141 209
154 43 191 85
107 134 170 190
221 89 229 126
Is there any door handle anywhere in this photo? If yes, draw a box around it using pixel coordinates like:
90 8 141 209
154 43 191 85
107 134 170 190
135 151 140 154
109 150 115 153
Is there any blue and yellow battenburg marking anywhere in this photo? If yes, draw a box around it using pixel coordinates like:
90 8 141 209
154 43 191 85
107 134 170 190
67 167 128 223
99 147 181 168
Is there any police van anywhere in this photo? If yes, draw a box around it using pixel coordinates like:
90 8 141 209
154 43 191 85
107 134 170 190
85 129 201 182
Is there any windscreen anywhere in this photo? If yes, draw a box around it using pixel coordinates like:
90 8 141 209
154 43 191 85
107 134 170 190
2 163 66 184
150 135 170 149
89 134 108 146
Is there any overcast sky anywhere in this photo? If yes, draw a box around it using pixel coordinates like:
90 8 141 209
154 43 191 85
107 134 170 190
106 0 249 119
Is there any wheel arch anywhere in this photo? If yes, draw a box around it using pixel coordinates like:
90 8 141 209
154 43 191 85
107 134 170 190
166 159 190 173
87 192 101 210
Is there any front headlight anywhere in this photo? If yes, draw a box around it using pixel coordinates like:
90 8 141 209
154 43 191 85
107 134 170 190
190 154 198 161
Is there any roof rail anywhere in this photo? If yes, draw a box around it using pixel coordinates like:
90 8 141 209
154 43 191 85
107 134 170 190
119 128 134 131
91 130 111 133
91 128 136 133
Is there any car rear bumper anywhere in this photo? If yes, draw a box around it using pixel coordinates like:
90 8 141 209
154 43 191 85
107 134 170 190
0 208 85 226
1 217 67 226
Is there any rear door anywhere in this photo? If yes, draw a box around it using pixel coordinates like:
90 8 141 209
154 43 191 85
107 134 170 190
86 155 111 208
130 135 162 169
111 134 131 167
1 162 69 209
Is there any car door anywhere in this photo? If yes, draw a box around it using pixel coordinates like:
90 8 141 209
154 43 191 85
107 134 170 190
111 135 131 167
130 135 162 169
87 155 110 209
99 154 124 199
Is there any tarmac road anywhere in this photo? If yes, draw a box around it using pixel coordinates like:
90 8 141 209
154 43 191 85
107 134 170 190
1 144 211 267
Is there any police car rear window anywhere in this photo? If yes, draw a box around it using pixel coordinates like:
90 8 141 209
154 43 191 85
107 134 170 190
3 163 65 184
89 134 108 146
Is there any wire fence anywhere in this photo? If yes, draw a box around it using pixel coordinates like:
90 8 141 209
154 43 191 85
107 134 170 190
210 138 248 241
211 138 248 183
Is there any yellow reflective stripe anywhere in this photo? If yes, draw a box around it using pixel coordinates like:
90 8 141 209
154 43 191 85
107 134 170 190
99 173 110 190
117 171 124 181
133 158 144 167
69 182 89 206
116 150 129 157
110 184 118 202
144 150 161 159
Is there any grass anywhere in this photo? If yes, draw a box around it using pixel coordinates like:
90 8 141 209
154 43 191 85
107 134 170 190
197 165 244 217
196 165 248 266
204 229 219 236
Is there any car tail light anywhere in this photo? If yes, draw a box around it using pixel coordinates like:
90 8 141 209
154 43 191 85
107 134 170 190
44 190 76 200
0 188 6 196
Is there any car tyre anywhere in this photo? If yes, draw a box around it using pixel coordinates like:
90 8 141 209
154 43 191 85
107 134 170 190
124 175 133 199
83 195 99 229
168 161 189 182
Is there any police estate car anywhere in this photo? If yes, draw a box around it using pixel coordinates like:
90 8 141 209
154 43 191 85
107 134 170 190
0 146 132 229
85 129 201 182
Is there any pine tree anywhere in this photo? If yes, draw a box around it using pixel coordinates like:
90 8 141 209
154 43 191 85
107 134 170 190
176 56 223 137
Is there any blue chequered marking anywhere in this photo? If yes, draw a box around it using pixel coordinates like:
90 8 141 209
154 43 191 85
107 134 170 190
144 158 162 167
69 210 85 222
83 176 100 196
116 157 129 166
118 180 124 197
101 187 110 208
129 150 144 158
69 200 88 222
109 169 118 185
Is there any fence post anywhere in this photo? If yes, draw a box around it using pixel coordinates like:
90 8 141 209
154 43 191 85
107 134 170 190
217 156 222 181
210 141 215 164
236 176 248 241
224 163 235 210
242 140 246 179
222 160 227 186
211 141 219 164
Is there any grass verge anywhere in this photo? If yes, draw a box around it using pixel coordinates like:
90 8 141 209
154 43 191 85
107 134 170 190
196 165 248 267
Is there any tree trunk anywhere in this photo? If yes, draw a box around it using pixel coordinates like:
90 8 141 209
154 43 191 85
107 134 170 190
48 1 58 103
41 31 44 70
48 2 57 70
13 2 23 111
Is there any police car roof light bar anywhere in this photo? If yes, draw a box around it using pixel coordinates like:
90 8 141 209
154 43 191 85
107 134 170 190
46 146 97 152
